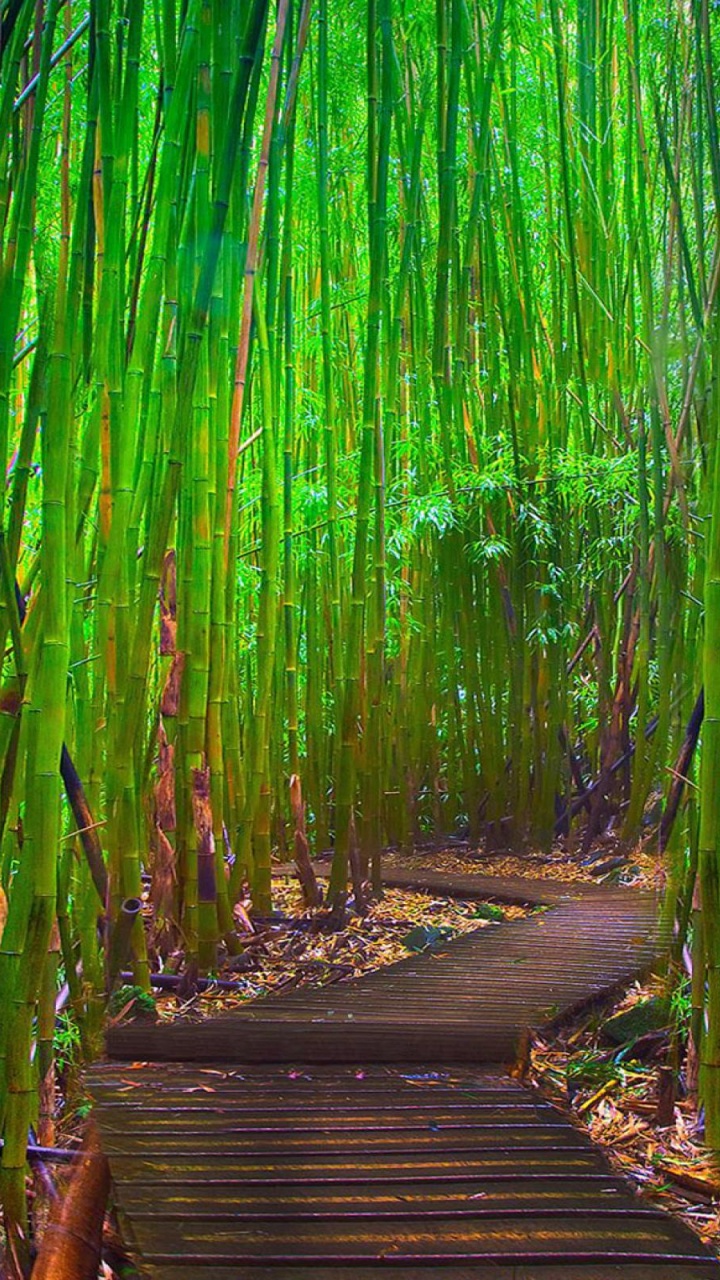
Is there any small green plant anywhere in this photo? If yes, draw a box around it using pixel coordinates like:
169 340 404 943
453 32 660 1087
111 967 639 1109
54 1010 82 1074
108 985 157 1022
566 1050 617 1089
669 977 692 1026
472 903 505 922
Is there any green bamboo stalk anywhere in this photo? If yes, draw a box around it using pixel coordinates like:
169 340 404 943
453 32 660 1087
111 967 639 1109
231 296 281 910
329 0 393 905
316 0 344 719
698 307 720 1147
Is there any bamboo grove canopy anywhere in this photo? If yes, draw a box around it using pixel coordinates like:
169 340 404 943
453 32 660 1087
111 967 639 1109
0 0 719 1263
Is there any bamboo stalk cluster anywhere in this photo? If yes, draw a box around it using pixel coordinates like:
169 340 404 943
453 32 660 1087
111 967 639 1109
0 0 718 1262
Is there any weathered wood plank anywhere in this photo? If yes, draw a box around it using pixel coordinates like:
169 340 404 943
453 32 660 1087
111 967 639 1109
118 1178 632 1216
129 1212 712 1259
140 1267 720 1280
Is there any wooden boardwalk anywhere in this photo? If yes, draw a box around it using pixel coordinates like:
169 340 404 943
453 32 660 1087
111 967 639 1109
103 872 665 1063
88 868 720 1278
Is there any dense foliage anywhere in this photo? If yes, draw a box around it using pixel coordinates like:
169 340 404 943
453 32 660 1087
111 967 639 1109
0 0 718 1266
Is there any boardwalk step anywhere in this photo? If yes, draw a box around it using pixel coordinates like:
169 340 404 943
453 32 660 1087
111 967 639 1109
88 1063 720 1279
141 1268 720 1280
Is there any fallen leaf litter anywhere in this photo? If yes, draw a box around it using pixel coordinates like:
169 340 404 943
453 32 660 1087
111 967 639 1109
529 974 720 1253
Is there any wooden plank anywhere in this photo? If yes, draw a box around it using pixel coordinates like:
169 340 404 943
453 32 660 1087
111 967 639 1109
140 1267 720 1280
94 1099 552 1116
89 1062 523 1085
101 1129 592 1157
95 1111 563 1131
103 1019 520 1063
107 1150 612 1183
129 1213 713 1260
117 1178 632 1216
90 1100 556 1121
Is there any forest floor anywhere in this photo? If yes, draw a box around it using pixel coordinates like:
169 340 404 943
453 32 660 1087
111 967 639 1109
528 978 720 1251
380 832 665 889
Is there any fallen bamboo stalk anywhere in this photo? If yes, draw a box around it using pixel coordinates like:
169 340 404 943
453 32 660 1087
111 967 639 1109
119 969 247 992
655 1160 720 1202
0 1140 81 1163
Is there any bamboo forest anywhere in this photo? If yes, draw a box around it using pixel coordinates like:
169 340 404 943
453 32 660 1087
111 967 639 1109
1 0 720 1275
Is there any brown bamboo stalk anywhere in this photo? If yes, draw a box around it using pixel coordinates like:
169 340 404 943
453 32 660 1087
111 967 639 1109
31 1123 110 1280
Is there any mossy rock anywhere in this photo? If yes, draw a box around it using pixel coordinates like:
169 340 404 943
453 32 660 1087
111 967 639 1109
402 924 455 952
472 903 505 922
601 996 670 1046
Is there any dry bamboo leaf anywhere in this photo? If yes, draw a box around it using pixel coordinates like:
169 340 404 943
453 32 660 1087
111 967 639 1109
657 1162 720 1201
160 650 185 718
155 725 176 832
150 825 177 920
578 1078 620 1114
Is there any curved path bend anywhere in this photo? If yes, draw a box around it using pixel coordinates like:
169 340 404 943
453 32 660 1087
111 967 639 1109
88 866 720 1279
